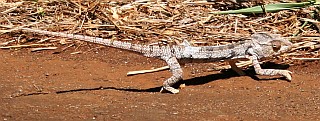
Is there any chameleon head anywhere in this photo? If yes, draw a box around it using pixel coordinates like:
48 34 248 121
251 32 293 58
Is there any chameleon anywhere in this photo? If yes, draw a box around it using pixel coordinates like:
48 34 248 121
18 28 293 94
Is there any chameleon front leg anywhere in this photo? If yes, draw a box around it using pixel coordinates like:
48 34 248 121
251 56 292 81
160 56 183 94
228 60 246 76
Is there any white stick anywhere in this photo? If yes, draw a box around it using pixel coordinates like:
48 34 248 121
292 58 320 61
127 66 169 76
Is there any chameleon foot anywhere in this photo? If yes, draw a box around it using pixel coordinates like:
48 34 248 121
160 87 180 94
279 70 292 81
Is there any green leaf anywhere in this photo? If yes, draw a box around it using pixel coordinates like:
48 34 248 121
211 1 314 15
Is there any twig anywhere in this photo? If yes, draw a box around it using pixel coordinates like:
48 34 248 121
0 22 40 35
31 47 58 52
292 58 320 61
0 44 53 49
127 66 169 76
211 60 253 70
0 2 23 15
0 40 16 46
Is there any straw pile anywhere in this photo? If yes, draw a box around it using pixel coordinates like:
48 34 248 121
0 0 319 70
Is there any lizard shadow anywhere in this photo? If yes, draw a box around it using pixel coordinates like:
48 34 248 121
180 62 290 87
55 62 290 94
55 70 236 94
54 70 239 94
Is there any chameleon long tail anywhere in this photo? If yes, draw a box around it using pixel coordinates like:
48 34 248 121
21 28 149 54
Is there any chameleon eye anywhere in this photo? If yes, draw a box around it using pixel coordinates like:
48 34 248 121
272 45 280 52
272 41 281 52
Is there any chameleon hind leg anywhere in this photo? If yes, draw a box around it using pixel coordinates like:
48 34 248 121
160 56 183 94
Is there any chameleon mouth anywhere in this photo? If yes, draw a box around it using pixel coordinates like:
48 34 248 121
276 38 293 55
277 45 292 55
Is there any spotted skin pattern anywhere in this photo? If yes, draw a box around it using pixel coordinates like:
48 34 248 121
20 28 293 94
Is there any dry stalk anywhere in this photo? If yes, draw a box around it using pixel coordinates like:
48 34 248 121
0 44 53 49
31 47 58 52
127 66 169 76
0 0 319 69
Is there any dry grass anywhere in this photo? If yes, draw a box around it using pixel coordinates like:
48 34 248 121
0 0 319 65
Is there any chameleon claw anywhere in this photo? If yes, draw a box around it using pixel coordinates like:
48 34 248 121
280 70 292 81
160 87 180 94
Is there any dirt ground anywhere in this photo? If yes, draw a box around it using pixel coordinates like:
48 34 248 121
0 42 319 121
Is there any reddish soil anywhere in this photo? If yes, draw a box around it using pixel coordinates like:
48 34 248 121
1 44 320 120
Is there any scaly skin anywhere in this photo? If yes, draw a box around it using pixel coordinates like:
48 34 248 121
20 28 293 94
